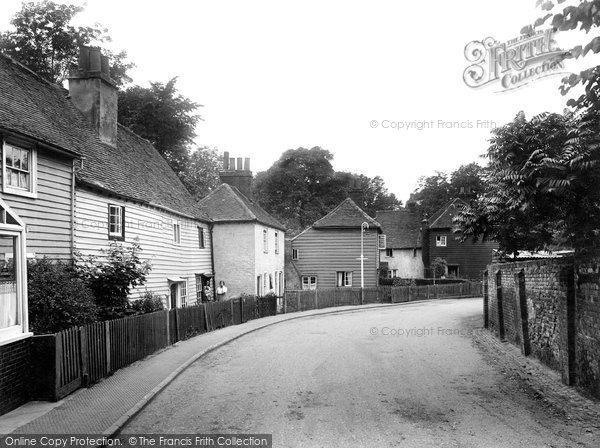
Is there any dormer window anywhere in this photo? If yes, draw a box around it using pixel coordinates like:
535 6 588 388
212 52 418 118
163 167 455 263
2 142 37 198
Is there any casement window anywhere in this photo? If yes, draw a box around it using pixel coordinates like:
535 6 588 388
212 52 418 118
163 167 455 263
385 248 393 257
257 275 262 295
378 234 387 250
274 232 279 254
269 273 273 291
198 227 205 249
263 229 268 253
173 222 181 244
180 281 188 307
108 205 125 240
302 275 317 290
336 271 353 287
2 142 37 198
436 235 447 247
292 249 299 260
387 270 398 279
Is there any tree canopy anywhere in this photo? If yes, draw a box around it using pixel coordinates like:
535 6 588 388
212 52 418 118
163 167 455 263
253 147 401 233
180 146 222 200
0 0 133 86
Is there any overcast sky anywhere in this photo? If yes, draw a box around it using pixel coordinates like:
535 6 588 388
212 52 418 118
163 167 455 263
1 0 599 203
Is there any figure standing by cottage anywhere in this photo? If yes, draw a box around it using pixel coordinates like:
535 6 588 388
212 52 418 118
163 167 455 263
216 281 228 301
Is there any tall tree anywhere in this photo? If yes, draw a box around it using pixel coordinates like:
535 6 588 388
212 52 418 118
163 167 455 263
117 78 202 175
181 146 222 200
0 0 133 86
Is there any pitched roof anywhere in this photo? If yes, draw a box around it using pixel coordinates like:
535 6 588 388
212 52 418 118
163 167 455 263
0 52 209 222
198 183 285 231
427 198 468 229
312 198 380 229
375 210 422 248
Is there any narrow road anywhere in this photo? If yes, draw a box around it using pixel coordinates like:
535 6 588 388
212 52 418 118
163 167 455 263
122 299 592 447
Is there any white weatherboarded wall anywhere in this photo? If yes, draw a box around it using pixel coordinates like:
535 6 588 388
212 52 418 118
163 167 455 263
74 188 213 304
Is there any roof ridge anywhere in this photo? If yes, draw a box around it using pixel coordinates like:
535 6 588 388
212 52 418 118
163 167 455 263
222 184 258 220
429 198 467 228
0 52 65 91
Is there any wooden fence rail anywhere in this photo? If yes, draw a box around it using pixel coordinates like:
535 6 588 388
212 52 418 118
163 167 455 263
29 283 480 402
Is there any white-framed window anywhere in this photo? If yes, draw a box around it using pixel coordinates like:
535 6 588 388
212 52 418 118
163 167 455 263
378 234 387 249
263 229 268 253
2 142 37 198
198 226 205 249
436 235 447 247
336 271 353 287
263 272 268 291
108 205 125 240
385 248 393 257
269 273 274 291
257 275 262 296
173 222 181 244
302 275 317 290
180 281 188 307
292 249 299 260
275 232 279 254
387 269 398 279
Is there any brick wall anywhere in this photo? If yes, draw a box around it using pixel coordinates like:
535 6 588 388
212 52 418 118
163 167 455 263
0 338 31 415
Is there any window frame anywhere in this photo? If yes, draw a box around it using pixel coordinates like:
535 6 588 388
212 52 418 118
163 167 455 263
198 226 205 249
436 235 447 247
274 231 279 254
292 249 299 260
107 204 125 241
173 222 181 245
301 275 317 290
336 271 353 287
180 280 188 307
263 229 268 253
385 248 393 258
2 142 37 199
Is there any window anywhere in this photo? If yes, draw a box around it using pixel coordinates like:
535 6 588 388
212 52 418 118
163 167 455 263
336 271 353 287
292 249 299 260
173 222 181 244
269 273 273 291
387 269 398 279
436 235 447 247
263 229 268 253
275 232 279 254
385 248 393 257
108 205 125 240
378 234 387 249
257 275 262 295
413 248 418 258
263 272 268 291
180 281 188 307
302 276 317 290
198 227 205 249
2 143 36 197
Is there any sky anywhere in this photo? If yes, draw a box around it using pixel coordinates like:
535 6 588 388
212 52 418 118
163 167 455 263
1 0 599 203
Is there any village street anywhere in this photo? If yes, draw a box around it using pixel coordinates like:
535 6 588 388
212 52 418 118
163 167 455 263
121 299 595 447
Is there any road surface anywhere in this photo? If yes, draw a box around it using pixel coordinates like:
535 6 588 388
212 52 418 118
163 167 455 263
122 298 596 447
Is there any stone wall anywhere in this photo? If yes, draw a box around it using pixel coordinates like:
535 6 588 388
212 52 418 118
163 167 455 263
485 255 600 397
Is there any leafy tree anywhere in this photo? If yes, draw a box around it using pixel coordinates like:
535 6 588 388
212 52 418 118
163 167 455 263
431 258 448 278
118 78 201 175
454 111 575 255
0 0 133 86
27 258 98 334
181 146 222 200
76 241 151 320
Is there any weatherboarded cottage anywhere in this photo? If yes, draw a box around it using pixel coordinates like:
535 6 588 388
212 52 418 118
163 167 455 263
0 47 213 415
422 198 497 280
290 198 382 289
199 154 285 298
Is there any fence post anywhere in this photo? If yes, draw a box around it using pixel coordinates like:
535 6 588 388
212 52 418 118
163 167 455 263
166 310 171 346
297 291 301 311
460 282 464 297
283 291 287 314
360 288 364 306
230 300 235 325
79 327 88 388
426 285 430 300
315 289 318 310
408 285 412 302
175 308 181 342
54 332 63 401
105 321 111 373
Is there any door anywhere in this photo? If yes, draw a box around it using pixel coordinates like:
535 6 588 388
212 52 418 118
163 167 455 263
170 283 178 309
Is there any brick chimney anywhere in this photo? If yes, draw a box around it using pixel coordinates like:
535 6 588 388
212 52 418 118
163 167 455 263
219 151 253 198
348 179 364 208
68 46 118 147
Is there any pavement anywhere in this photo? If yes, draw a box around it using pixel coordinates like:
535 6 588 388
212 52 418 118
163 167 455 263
0 302 417 436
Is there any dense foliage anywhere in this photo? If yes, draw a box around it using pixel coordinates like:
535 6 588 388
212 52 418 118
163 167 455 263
0 0 133 86
253 147 401 233
27 258 98 334
128 291 166 315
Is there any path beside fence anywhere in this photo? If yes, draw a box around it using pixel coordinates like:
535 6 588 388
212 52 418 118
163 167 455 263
5 298 483 435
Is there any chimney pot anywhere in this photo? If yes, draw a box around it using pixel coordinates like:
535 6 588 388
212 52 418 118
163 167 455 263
229 158 235 170
89 47 101 72
244 158 250 171
101 55 110 76
78 47 90 70
237 157 243 171
223 151 230 170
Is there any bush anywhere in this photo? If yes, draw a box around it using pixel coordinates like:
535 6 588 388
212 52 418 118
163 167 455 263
76 240 151 320
27 258 98 334
128 291 166 315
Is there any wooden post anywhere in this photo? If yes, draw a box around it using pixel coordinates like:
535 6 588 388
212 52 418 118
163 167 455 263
408 285 412 302
230 299 235 325
360 287 364 306
297 290 301 311
166 310 171 346
283 292 287 314
459 282 464 297
105 321 111 374
175 308 180 342
78 327 88 388
426 285 430 300
315 289 318 309
55 332 63 400
240 298 244 323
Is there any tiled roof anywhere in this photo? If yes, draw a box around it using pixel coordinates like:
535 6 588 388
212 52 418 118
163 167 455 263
0 52 209 222
427 198 468 229
198 183 285 231
375 210 422 248
312 198 380 229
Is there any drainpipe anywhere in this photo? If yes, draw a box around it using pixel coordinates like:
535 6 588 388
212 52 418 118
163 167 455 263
209 222 216 295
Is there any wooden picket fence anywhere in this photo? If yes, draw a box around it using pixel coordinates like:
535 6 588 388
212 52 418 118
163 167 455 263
30 282 481 402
